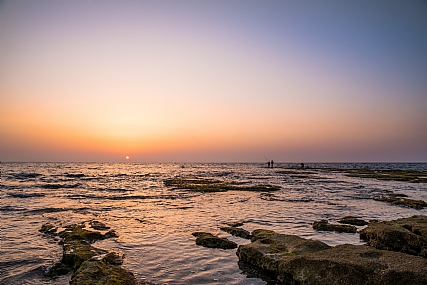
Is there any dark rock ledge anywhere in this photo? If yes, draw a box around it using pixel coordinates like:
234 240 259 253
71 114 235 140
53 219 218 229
359 215 427 257
237 227 427 285
39 222 143 285
192 232 237 249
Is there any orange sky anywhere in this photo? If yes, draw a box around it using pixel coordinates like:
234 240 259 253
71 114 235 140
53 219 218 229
1 0 426 162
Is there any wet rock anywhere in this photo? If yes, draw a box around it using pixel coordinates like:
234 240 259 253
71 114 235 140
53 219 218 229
373 193 427 209
320 168 427 183
58 224 107 243
338 216 369 226
62 240 108 270
39 223 57 235
359 215 427 257
165 177 280 192
39 222 120 277
45 261 71 277
220 226 252 239
192 232 238 249
69 260 140 285
102 252 124 265
313 220 357 233
89 220 110 230
237 229 427 285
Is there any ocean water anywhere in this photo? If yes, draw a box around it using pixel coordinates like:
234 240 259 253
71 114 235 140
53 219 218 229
1 162 427 285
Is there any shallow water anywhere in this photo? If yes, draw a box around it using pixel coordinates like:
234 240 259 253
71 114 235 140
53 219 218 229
1 162 427 284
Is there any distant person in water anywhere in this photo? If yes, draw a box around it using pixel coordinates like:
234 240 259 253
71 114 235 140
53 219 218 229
271 160 274 168
301 163 305 169
267 161 271 168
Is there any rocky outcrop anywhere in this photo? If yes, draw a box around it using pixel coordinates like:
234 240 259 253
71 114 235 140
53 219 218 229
237 229 427 285
313 220 357 233
359 215 427 257
69 259 139 285
192 232 237 249
40 222 142 284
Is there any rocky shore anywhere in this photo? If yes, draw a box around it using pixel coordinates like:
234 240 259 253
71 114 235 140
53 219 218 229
39 221 143 285
39 215 427 284
236 216 427 285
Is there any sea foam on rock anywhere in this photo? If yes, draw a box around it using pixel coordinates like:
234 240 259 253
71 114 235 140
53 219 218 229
237 228 427 285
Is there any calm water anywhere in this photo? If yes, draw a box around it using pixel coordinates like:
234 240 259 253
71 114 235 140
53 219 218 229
1 162 427 285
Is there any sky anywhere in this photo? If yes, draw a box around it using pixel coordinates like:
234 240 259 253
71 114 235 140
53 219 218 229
1 0 427 163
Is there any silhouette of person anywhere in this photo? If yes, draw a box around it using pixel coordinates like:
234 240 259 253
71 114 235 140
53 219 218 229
267 161 271 168
271 160 274 168
301 163 305 169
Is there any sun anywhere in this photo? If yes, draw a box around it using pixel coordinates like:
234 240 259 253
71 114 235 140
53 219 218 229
125 156 129 160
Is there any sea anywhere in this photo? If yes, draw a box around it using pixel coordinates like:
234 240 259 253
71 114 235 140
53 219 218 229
1 162 427 285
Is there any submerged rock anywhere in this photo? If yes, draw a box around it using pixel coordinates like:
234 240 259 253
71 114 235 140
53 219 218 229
313 220 357 233
338 216 368 226
192 232 237 249
373 193 427 209
237 229 427 285
220 226 252 239
165 177 280 192
359 215 427 257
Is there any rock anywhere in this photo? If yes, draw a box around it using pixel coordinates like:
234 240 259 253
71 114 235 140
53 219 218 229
373 193 427 209
39 222 120 277
45 261 71 277
313 220 357 233
164 177 280 192
102 252 124 265
62 240 107 270
220 226 252 239
39 223 57 235
89 220 110 230
237 229 427 285
69 260 140 285
338 216 368 226
58 224 108 243
359 215 427 257
192 232 237 249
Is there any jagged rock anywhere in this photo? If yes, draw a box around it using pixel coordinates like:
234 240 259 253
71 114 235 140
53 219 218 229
237 229 427 285
69 260 140 285
338 216 368 226
192 232 237 249
359 215 427 257
220 226 252 239
313 220 357 233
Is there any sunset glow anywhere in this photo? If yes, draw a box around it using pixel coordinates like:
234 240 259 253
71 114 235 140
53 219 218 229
1 0 426 162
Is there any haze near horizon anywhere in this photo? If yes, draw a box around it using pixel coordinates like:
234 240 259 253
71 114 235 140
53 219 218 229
1 0 426 162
